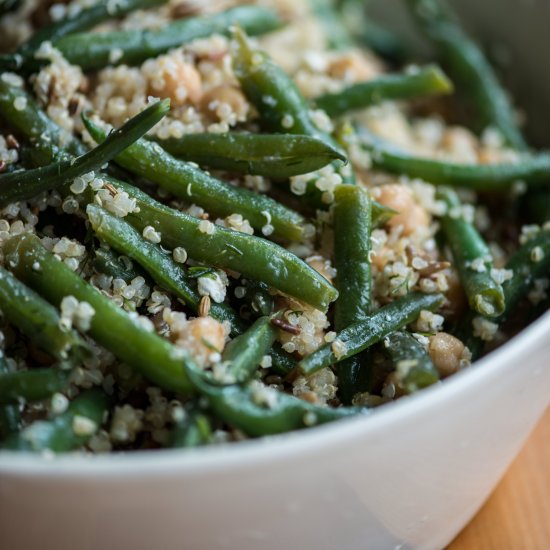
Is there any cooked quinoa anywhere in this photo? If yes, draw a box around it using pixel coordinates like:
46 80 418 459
0 0 548 454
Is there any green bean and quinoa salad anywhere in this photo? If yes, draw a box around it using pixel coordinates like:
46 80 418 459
0 0 548 454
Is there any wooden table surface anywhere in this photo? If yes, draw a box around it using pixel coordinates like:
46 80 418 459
448 406 550 549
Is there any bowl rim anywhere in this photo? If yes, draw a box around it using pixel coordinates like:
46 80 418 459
1 311 549 477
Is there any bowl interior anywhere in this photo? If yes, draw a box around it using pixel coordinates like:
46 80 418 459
369 0 550 147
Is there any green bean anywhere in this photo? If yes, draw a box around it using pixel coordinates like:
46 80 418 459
334 185 373 327
87 204 242 331
439 188 505 318
232 27 343 153
0 354 20 438
0 266 85 362
0 76 85 161
2 389 109 452
151 133 345 178
52 6 282 71
358 130 550 190
232 28 352 183
405 0 527 150
184 365 362 437
4 234 197 394
314 65 453 117
84 117 306 241
382 331 439 393
17 0 168 61
171 409 212 449
100 178 338 311
333 185 373 404
0 368 70 405
455 228 550 356
92 247 144 283
0 99 169 205
499 228 550 321
222 316 277 383
299 292 444 376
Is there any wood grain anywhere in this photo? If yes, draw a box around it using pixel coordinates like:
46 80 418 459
448 406 550 549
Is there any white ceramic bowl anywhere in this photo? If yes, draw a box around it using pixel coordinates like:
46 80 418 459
1 2 549 549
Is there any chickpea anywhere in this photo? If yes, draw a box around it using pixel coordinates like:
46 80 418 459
201 84 249 122
328 51 380 83
175 316 226 366
374 184 430 236
428 332 465 377
147 55 202 106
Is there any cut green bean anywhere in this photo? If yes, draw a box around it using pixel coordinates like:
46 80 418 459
84 117 306 241
382 331 439 393
2 389 109 452
0 99 169 205
333 185 373 404
100 178 338 311
0 354 20 438
0 368 70 405
185 365 362 437
151 132 345 178
87 204 241 331
4 234 197 394
315 65 453 117
0 266 84 362
439 188 505 318
222 316 277 383
53 6 282 71
299 292 444 376
358 130 550 190
405 0 527 150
